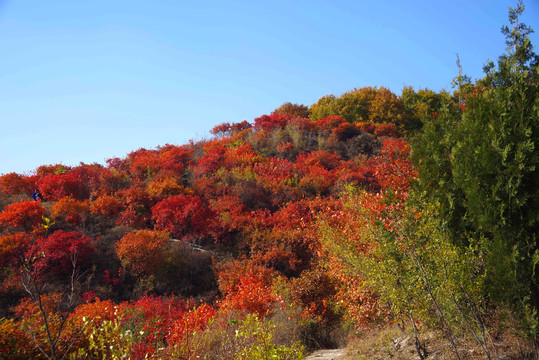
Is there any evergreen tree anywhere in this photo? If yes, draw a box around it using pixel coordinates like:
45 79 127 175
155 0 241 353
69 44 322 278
413 0 539 336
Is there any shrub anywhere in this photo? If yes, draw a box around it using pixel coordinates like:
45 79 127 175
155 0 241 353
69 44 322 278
29 230 95 277
0 200 45 231
50 197 90 226
38 173 88 200
115 230 170 277
152 195 216 241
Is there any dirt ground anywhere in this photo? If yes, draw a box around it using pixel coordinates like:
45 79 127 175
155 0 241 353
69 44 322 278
306 349 346 360
338 322 536 360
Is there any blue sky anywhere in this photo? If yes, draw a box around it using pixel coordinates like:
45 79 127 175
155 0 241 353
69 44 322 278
1 0 538 175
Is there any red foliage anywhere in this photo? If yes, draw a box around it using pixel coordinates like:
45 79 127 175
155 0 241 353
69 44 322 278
152 195 216 240
276 141 296 157
70 163 106 195
147 174 186 199
102 268 123 287
95 168 129 195
290 267 339 325
219 271 276 318
371 138 416 194
29 230 95 276
287 116 315 131
217 260 273 294
51 197 90 226
210 195 250 242
210 122 232 138
90 194 123 217
36 164 71 177
106 156 130 173
124 145 193 181
0 312 39 359
298 167 336 196
126 295 187 322
0 232 34 267
334 275 381 326
38 172 88 200
224 143 261 169
158 145 193 175
334 160 378 190
296 150 342 170
332 122 360 139
115 186 154 228
193 142 227 176
0 173 33 196
230 120 252 133
168 303 215 344
317 197 387 326
355 121 376 133
254 157 296 186
217 260 276 317
8 294 67 357
121 295 188 346
243 202 318 277
0 200 45 230
128 148 161 180
272 200 312 232
252 159 302 204
312 115 347 132
69 298 118 328
115 230 170 276
211 120 252 138
252 246 304 278
373 122 400 137
253 113 290 131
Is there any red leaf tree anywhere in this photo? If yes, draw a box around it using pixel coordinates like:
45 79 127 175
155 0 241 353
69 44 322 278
217 260 276 317
0 200 46 231
152 195 216 241
0 173 33 196
0 232 34 267
90 194 122 217
38 173 89 200
253 113 290 131
115 186 155 228
29 230 95 276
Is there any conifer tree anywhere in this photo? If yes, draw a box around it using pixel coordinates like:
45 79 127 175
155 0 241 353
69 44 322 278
413 0 539 336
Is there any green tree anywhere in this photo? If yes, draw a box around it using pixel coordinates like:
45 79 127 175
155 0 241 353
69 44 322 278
309 87 410 131
400 86 443 132
318 190 488 359
413 0 539 336
309 88 376 122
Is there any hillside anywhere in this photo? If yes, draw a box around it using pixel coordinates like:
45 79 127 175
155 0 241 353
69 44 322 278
0 4 538 359
0 103 412 357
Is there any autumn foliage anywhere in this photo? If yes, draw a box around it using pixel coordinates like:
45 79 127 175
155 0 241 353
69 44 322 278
51 197 90 226
152 195 216 241
0 200 45 231
115 230 170 276
29 230 95 276
5 70 530 358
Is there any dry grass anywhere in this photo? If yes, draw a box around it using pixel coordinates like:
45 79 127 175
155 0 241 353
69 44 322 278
341 320 537 360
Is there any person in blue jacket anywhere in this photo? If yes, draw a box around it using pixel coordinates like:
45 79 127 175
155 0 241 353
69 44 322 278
32 189 43 201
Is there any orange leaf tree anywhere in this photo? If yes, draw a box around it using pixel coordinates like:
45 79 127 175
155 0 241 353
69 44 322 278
0 200 46 231
115 230 170 276
51 197 90 226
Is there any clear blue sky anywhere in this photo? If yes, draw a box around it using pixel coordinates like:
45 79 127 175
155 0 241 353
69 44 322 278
1 0 538 175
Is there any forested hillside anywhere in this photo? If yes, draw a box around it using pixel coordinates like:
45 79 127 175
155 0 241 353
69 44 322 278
0 3 537 359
